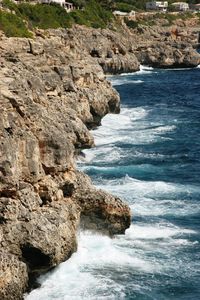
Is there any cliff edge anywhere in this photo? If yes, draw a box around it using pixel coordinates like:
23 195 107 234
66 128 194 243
0 28 131 299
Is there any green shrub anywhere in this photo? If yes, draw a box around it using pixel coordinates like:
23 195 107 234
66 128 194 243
0 10 32 37
124 18 138 28
1 1 73 29
114 0 145 11
1 0 113 33
2 0 19 12
17 3 73 29
70 10 90 26
70 0 86 8
84 0 113 28
180 12 194 20
70 0 113 28
115 2 135 12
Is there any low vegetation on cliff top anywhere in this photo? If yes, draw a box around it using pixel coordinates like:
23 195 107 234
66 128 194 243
0 0 113 37
0 0 200 37
0 9 32 37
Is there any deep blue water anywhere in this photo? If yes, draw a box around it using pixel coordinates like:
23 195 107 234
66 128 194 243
27 66 200 300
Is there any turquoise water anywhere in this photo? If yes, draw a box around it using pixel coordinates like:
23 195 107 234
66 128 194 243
26 66 200 300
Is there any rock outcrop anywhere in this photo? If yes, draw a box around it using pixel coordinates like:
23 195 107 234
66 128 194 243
0 29 131 300
63 25 200 71
58 26 140 74
135 41 200 68
132 25 200 68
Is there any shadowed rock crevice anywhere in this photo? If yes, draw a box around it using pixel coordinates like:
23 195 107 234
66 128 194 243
89 106 102 127
108 98 120 113
61 182 75 197
0 189 17 198
39 194 51 206
21 244 51 270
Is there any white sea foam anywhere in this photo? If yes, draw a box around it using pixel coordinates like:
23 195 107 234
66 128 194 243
25 231 158 300
125 224 196 240
95 176 200 217
118 65 154 76
121 107 149 121
98 110 132 129
134 65 154 75
25 208 199 300
151 125 176 133
130 199 200 217
140 65 154 71
111 79 144 86
78 146 123 164
86 108 134 146
164 68 195 71
83 107 175 148
26 221 198 300
96 176 200 195
108 65 154 79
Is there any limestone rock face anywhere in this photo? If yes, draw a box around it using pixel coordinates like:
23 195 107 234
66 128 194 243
135 42 200 68
132 25 200 68
0 29 130 299
67 24 200 71
62 26 140 74
72 171 131 235
0 252 28 300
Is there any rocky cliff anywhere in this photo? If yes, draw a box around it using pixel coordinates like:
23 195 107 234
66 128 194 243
61 24 200 71
0 23 200 300
132 24 200 68
0 29 132 299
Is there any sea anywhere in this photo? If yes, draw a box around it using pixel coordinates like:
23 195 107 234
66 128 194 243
26 65 200 300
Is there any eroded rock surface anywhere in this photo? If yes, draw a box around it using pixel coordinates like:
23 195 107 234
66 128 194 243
0 29 130 299
65 25 200 71
131 24 200 68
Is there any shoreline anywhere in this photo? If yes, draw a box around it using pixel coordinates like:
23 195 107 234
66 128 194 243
25 65 200 299
107 62 200 78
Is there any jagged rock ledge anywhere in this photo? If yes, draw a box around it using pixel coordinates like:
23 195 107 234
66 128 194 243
63 25 200 72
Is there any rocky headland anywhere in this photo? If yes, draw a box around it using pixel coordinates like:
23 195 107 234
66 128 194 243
0 22 200 300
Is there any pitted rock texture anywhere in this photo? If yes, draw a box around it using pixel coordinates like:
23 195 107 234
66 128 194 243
72 171 131 235
64 25 200 71
66 26 140 74
135 41 200 68
0 252 28 300
0 29 130 300
131 25 200 68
